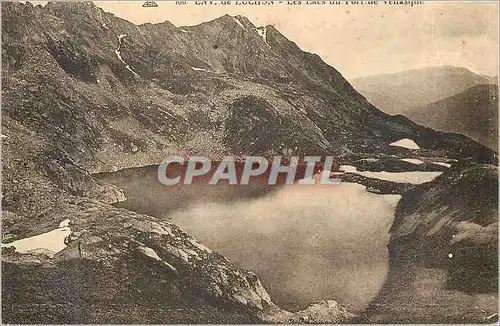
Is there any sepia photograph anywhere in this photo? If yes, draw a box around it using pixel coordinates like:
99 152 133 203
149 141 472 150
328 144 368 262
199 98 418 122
1 0 498 324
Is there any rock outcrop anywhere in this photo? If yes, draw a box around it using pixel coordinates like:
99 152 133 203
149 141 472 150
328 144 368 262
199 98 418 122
2 199 276 323
361 163 498 323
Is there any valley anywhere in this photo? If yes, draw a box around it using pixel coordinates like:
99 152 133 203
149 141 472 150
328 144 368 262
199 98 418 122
1 1 497 324
93 155 452 314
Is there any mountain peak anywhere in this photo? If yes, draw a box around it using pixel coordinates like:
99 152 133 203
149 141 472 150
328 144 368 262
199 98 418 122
2 2 493 161
44 0 96 13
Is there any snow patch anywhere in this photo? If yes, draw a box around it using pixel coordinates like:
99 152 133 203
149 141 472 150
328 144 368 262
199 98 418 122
401 158 425 165
432 162 452 168
180 29 189 33
2 223 72 257
59 219 70 228
340 165 358 173
340 165 442 184
363 171 442 184
115 34 139 77
233 17 246 30
254 27 270 46
390 138 420 150
191 67 209 72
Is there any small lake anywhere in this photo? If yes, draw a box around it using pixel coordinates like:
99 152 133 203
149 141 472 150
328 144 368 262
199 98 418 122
96 165 402 312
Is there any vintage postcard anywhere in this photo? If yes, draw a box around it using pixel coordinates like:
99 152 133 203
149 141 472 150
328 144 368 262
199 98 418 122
1 0 498 324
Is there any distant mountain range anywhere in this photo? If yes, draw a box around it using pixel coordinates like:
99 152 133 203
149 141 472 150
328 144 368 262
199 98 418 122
351 66 498 150
411 85 498 151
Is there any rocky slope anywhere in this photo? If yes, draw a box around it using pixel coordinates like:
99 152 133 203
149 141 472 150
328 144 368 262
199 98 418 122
361 163 498 323
409 85 498 151
2 200 272 324
1 1 497 324
3 198 357 324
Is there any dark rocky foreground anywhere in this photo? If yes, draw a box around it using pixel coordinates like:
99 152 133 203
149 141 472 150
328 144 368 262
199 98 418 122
359 163 498 323
1 1 498 324
2 199 354 324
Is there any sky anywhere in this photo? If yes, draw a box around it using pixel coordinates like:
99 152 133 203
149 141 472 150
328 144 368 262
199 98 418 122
33 1 499 79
